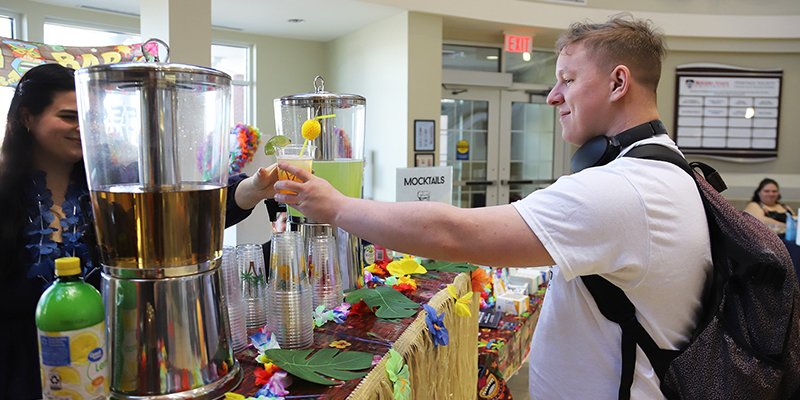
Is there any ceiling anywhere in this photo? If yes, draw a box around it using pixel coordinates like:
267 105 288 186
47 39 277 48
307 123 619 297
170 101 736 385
29 0 800 44
32 0 407 42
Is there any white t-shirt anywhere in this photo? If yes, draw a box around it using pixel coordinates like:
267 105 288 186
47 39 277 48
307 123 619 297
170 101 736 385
512 135 713 400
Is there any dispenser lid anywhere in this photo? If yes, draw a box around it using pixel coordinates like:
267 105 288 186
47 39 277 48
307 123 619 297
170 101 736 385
75 62 231 87
275 75 365 107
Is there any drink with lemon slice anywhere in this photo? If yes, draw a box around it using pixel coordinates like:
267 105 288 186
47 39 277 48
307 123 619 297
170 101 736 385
36 257 108 399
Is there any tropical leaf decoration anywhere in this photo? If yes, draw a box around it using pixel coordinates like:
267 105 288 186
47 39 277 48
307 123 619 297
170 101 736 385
345 286 420 319
422 260 479 273
264 348 373 385
386 348 410 400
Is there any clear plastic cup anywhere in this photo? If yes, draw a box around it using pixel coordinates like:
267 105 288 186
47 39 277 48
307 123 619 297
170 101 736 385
236 243 268 329
266 232 313 349
276 144 315 195
221 245 248 352
308 235 343 311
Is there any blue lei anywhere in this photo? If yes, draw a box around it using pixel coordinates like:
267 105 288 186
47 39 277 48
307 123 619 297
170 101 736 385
25 170 93 284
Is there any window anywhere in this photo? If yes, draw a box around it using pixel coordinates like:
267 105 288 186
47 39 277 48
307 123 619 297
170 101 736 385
442 44 501 73
0 14 13 38
44 21 140 46
211 43 252 127
506 49 557 85
1 13 16 146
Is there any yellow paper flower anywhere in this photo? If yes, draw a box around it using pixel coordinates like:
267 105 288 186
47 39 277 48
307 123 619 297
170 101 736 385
447 284 473 317
366 263 387 275
330 340 352 349
398 275 417 289
386 255 427 277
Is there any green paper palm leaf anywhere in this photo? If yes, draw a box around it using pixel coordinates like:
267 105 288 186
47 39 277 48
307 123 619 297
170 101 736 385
422 260 479 273
265 348 373 385
345 286 420 319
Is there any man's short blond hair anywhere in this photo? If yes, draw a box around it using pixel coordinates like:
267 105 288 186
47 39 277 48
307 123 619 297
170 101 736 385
555 13 667 94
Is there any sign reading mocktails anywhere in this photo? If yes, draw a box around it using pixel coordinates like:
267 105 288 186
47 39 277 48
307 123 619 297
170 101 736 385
396 166 452 204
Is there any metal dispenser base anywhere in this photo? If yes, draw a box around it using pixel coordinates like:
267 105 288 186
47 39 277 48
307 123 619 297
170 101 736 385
288 217 363 291
103 267 242 399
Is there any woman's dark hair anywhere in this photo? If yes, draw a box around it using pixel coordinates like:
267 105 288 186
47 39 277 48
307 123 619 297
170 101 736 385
752 178 781 203
0 63 77 278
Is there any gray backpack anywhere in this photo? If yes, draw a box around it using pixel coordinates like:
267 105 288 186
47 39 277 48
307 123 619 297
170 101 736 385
582 144 800 400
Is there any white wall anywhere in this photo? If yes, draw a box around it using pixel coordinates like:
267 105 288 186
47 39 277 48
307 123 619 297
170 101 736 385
407 13 443 167
327 12 410 202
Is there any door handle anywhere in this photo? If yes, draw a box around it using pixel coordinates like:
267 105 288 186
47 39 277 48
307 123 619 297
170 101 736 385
501 179 555 185
454 180 496 186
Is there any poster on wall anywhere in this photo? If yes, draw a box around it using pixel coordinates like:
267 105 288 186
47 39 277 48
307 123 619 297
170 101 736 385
0 36 155 87
674 63 782 161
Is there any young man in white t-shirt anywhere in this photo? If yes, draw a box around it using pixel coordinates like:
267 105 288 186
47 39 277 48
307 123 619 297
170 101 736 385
273 13 712 400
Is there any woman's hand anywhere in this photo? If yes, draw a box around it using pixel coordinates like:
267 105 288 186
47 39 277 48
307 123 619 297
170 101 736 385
234 164 279 210
273 161 347 224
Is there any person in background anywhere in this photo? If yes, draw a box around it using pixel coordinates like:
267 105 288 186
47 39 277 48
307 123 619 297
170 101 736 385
274 14 712 400
744 178 794 231
0 63 278 400
262 198 288 270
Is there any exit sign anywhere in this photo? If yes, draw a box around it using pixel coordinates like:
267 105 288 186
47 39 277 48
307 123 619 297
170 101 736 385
505 34 532 53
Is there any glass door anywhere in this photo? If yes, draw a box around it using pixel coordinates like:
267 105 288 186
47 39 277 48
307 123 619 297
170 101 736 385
440 88 501 208
498 91 557 203
441 88 560 207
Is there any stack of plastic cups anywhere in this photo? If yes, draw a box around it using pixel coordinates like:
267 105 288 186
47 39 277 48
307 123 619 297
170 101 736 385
237 243 268 329
308 235 344 311
266 232 314 349
221 245 248 352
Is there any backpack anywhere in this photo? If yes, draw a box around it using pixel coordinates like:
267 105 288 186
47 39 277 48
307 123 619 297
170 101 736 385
581 144 800 400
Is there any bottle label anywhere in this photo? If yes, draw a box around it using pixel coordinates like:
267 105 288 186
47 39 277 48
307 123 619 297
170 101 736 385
38 321 108 400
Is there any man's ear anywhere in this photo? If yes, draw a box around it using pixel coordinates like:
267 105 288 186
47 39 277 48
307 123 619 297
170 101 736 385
609 65 630 102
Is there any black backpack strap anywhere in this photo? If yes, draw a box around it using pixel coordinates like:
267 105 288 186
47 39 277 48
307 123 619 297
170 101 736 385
581 274 677 400
581 144 695 400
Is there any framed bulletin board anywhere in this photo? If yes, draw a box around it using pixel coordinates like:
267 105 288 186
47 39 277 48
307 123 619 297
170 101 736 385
674 63 782 161
415 153 435 167
414 120 436 151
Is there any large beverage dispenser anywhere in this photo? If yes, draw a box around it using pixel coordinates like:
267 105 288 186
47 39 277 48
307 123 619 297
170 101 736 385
75 62 241 398
274 76 366 290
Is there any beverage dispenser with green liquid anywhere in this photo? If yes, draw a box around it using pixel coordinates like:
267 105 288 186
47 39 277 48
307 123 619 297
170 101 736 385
274 76 366 290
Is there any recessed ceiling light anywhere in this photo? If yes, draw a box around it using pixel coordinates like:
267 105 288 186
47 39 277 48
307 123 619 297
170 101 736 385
486 55 499 60
288 19 305 23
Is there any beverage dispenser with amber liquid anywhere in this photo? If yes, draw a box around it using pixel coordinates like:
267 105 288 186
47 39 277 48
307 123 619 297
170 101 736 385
274 76 366 289
75 62 241 398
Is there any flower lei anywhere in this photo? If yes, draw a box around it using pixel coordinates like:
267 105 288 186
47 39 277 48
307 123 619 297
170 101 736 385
25 170 92 284
229 124 261 174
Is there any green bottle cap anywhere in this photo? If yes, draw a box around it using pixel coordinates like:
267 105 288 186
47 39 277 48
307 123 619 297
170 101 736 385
55 257 81 276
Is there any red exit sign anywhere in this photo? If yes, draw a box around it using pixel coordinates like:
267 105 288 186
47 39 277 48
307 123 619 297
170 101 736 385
505 34 531 53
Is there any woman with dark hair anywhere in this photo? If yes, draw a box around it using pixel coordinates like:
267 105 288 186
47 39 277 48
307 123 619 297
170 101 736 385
744 178 794 231
0 63 279 399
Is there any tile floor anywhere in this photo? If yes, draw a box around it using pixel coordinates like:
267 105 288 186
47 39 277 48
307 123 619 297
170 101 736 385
506 360 529 400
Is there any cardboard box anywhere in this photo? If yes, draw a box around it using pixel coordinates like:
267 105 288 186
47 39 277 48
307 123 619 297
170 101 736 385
507 276 533 295
507 282 529 296
496 292 529 315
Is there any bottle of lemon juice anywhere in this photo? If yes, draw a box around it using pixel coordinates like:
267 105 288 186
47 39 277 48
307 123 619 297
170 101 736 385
36 257 108 399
